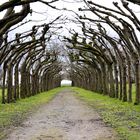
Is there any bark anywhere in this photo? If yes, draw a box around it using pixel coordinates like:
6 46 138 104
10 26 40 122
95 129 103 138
122 65 127 102
0 4 30 37
2 67 6 104
20 63 27 98
134 60 140 104
108 65 115 98
127 60 132 102
126 0 140 5
31 73 36 95
96 69 103 94
72 81 75 86
119 66 123 100
7 64 13 103
102 64 108 95
14 67 18 100
114 64 119 98
26 72 31 97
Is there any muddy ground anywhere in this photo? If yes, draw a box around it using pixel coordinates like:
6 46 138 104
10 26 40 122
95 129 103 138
5 90 118 140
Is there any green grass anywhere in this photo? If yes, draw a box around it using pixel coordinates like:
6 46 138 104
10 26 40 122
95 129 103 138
0 89 2 103
0 87 64 139
71 87 140 140
131 84 137 102
0 86 139 139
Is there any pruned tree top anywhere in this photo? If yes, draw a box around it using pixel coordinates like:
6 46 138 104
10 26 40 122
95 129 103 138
126 0 140 5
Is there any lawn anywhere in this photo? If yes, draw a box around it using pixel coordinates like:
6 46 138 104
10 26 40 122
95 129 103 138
72 87 140 140
0 87 64 139
131 84 137 102
0 89 2 103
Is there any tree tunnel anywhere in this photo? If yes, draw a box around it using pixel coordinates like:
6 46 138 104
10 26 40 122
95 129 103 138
0 0 140 105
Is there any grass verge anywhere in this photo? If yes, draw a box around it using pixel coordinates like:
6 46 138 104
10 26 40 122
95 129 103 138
71 87 140 140
0 87 64 139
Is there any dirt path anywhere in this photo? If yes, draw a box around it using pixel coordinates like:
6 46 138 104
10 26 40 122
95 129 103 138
5 90 117 140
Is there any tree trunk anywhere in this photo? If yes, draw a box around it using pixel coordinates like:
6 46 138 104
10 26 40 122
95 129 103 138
14 66 20 100
26 72 31 97
2 68 6 104
122 65 127 102
101 64 108 95
7 65 13 103
127 60 132 102
119 66 123 100
31 73 36 95
108 65 115 98
20 64 27 98
97 70 103 94
114 64 119 98
72 80 75 86
134 60 140 104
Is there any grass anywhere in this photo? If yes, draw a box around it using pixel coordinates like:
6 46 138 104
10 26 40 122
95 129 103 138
0 87 64 139
0 86 139 139
71 87 140 140
131 84 137 102
0 89 3 103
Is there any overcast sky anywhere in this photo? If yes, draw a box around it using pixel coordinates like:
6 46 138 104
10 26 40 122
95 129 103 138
0 0 140 38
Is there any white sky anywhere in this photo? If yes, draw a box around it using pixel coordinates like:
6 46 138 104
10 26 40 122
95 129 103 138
0 0 140 37
61 79 72 86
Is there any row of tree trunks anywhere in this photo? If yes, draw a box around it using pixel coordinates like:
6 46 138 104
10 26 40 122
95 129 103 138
65 0 140 105
0 25 62 103
1 60 61 103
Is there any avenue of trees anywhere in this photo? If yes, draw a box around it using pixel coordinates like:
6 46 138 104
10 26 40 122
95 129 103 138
0 0 140 105
0 0 62 103
64 0 140 104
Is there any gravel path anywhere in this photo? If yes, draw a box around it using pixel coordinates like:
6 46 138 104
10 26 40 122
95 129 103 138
5 90 117 140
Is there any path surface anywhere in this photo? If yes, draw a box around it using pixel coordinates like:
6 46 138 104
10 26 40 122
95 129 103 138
5 90 117 140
